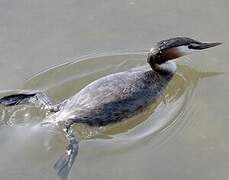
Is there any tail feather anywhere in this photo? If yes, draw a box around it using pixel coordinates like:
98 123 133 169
0 91 61 112
0 93 36 106
54 127 79 180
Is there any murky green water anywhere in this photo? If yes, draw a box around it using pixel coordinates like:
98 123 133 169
0 0 228 180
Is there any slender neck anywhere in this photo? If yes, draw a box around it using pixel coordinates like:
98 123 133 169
147 50 177 76
148 61 177 76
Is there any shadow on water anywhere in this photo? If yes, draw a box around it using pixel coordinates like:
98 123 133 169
93 64 223 152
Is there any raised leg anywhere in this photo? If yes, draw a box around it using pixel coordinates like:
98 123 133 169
0 91 64 112
54 126 79 180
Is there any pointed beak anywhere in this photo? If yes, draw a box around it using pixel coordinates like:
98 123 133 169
193 42 222 50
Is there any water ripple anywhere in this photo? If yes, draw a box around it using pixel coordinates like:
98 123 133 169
0 52 221 152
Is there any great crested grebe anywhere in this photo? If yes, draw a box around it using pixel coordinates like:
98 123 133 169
0 37 221 180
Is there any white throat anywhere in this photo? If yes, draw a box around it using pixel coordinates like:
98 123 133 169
157 61 177 74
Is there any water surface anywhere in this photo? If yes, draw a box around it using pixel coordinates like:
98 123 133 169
0 1 228 180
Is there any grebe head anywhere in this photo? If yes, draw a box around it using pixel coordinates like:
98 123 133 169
147 37 222 65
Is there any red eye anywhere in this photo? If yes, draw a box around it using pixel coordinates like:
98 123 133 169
188 44 195 49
